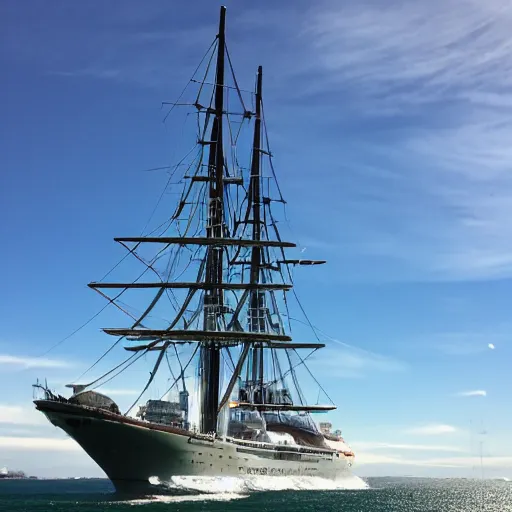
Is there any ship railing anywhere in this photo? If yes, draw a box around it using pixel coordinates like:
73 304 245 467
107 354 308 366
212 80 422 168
224 435 337 457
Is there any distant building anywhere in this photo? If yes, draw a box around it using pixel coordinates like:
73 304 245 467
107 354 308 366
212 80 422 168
0 467 27 479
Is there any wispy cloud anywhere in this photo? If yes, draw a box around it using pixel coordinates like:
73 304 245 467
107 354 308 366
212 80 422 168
353 441 465 453
0 405 48 426
406 424 459 436
99 388 139 396
308 341 406 379
0 354 71 369
51 69 121 80
0 436 79 451
456 390 487 397
416 330 507 356
46 26 215 88
357 453 512 469
10 0 512 281
306 0 512 107
291 0 512 281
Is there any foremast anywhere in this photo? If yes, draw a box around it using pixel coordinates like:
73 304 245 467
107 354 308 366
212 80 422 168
200 4 226 435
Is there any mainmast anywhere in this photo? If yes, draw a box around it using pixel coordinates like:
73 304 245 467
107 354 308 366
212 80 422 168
200 5 226 434
249 66 264 392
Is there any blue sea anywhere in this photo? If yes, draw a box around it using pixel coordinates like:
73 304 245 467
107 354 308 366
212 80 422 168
0 476 510 511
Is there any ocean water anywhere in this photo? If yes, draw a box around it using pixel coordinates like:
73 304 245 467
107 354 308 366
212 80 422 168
0 476 510 511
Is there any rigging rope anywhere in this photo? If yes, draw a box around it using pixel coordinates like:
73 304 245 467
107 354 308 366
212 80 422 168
267 348 318 387
89 351 145 390
285 350 305 406
173 344 186 391
37 305 109 358
165 351 177 385
194 39 217 108
140 143 201 236
74 336 126 382
124 345 169 415
292 348 335 406
159 344 199 400
162 37 218 123
225 42 247 112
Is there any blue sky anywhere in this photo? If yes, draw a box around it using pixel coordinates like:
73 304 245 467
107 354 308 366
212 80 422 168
1 0 511 479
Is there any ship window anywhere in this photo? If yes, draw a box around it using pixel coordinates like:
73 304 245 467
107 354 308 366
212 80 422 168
219 455 223 458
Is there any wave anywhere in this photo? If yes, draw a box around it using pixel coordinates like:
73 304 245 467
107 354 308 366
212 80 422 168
125 492 246 505
163 473 363 491
120 474 368 504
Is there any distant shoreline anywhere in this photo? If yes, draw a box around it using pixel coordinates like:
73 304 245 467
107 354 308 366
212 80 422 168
0 476 38 480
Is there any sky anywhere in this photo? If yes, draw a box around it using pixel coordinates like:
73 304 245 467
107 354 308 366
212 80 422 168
1 0 511 480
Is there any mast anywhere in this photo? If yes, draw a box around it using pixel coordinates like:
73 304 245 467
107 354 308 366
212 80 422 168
83 6 334 423
200 5 226 434
249 66 264 395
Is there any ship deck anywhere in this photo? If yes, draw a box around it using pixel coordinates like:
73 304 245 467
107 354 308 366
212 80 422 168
34 399 353 458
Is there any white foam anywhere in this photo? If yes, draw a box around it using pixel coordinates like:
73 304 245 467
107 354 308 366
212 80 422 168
125 493 246 506
152 473 368 494
119 474 368 505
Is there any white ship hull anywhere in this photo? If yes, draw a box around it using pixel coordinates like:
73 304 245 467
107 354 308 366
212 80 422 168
36 400 353 494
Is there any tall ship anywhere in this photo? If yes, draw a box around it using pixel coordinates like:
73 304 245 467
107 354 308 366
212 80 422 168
34 6 355 494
